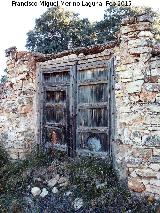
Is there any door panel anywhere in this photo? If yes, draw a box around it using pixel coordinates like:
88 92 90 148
45 106 66 124
78 84 108 103
78 108 108 127
44 71 69 84
77 60 111 153
42 69 70 150
46 91 66 103
77 132 108 152
45 126 66 146
78 67 108 81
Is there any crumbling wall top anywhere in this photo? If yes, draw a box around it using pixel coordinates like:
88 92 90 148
5 46 17 59
121 13 153 26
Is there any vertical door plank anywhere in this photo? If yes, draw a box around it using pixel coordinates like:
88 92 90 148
69 63 77 157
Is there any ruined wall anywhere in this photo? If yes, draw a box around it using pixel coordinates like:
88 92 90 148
0 48 37 159
0 44 115 159
0 13 160 198
114 14 160 198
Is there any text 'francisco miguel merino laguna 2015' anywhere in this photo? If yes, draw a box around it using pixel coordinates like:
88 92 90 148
11 1 132 7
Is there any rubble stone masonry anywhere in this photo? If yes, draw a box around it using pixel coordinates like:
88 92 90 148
114 14 160 198
0 48 37 159
0 14 160 198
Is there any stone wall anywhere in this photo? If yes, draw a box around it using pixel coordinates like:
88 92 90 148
0 13 160 198
0 48 37 159
114 14 160 198
0 44 115 160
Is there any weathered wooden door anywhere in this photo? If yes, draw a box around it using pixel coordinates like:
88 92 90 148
76 59 114 155
40 58 114 156
41 67 70 151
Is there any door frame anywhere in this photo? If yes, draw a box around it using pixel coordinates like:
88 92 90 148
37 57 115 157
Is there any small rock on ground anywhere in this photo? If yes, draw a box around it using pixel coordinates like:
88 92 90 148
40 188 48 198
31 187 41 197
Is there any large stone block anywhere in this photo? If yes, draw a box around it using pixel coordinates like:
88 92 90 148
119 112 145 127
151 68 160 77
139 91 156 102
10 73 28 84
131 148 152 161
150 59 160 69
126 80 144 93
145 184 160 195
138 31 154 38
150 156 160 163
145 76 159 83
128 38 151 48
140 53 152 63
132 69 144 81
121 22 152 34
19 104 32 114
143 83 160 92
143 135 160 147
127 31 139 38
150 179 160 187
119 70 133 82
129 47 152 55
147 104 160 113
128 177 146 192
149 164 160 172
128 131 142 145
135 168 157 178
121 16 136 26
0 116 7 123
153 149 160 156
137 14 153 23
16 64 30 74
122 55 137 65
126 156 142 167
116 64 127 72
145 114 160 126
129 94 140 102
